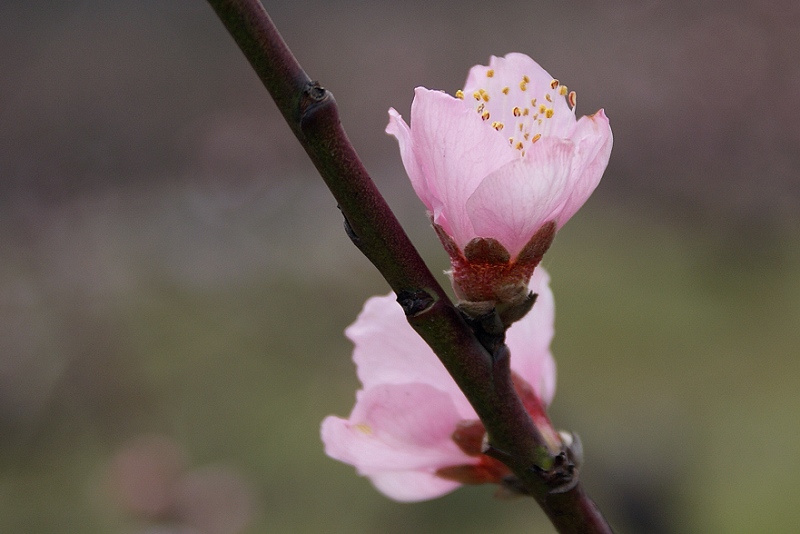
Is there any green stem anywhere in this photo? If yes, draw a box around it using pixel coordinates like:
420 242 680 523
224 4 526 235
206 1 613 532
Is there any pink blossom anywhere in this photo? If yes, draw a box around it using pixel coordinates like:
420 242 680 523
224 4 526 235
386 53 612 306
320 268 556 502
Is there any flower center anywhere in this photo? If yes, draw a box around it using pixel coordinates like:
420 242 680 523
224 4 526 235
456 69 577 157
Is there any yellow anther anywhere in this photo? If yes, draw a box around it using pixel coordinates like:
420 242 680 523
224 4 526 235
523 132 530 140
512 106 522 117
482 92 490 102
519 81 528 91
473 91 481 100
559 85 568 96
502 87 510 95
545 108 554 118
550 79 559 89
568 91 577 108
523 75 530 83
518 123 524 131
492 121 504 131
522 108 529 116
482 111 490 121
455 89 465 99
539 104 547 114
487 69 495 78
545 93 553 102
531 98 537 106
355 423 373 435
532 133 542 143
515 141 524 150
509 137 514 145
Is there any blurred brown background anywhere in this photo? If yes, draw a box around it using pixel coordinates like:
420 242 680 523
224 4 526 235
1 1 799 532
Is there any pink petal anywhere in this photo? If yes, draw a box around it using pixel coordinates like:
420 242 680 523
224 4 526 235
507 267 557 405
347 292 475 418
386 108 434 213
465 138 575 258
399 88 516 247
464 54 576 139
350 384 463 452
556 109 613 227
465 53 552 101
369 470 463 502
321 384 474 501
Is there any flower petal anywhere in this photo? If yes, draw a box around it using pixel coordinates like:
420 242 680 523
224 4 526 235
402 88 516 247
321 383 474 501
464 53 576 139
556 109 613 227
506 267 557 405
386 108 433 212
368 470 462 502
465 53 553 102
346 292 475 418
465 138 575 258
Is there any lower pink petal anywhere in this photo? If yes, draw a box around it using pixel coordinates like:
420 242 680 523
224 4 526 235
369 470 463 502
347 292 477 418
507 268 557 405
321 384 470 473
466 139 574 258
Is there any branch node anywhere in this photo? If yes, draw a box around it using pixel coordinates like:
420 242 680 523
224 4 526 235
481 441 514 463
299 81 335 134
498 290 537 327
460 308 506 357
341 211 361 246
397 289 436 317
528 446 581 495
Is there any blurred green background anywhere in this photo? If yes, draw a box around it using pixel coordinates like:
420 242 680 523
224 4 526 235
1 1 799 532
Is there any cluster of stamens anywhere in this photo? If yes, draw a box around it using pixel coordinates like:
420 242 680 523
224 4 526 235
455 69 577 157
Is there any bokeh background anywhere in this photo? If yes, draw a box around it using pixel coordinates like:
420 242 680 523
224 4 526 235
2 1 799 532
